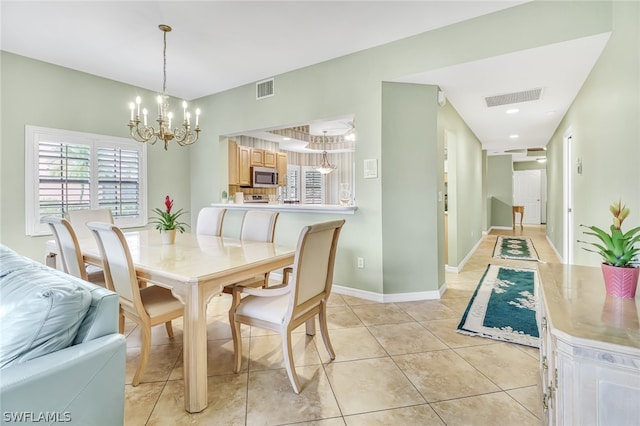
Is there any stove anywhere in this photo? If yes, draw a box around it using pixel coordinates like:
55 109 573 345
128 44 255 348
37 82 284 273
244 195 269 203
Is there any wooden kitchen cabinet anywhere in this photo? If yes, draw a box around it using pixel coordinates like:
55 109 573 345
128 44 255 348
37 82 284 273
276 152 287 186
228 140 238 185
250 148 277 168
238 145 251 186
263 151 277 168
250 148 264 166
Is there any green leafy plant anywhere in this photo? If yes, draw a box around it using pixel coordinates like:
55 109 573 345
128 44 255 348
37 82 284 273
149 195 189 233
579 200 640 267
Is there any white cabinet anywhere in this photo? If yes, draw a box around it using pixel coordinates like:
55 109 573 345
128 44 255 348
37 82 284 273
537 264 640 426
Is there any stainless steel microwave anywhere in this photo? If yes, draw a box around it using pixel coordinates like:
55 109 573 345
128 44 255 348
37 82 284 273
251 167 278 188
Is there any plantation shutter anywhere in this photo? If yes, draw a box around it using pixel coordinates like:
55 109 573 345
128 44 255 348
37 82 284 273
97 147 141 219
285 166 300 201
301 167 323 204
38 141 91 220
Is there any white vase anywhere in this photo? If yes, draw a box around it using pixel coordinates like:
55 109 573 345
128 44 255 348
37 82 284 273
160 229 176 245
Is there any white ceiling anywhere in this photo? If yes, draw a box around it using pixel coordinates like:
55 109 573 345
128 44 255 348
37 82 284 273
1 1 610 157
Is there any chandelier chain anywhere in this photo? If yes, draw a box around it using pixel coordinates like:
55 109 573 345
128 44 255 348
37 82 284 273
162 29 167 95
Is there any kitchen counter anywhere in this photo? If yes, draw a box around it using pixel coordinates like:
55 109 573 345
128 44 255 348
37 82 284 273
211 203 357 215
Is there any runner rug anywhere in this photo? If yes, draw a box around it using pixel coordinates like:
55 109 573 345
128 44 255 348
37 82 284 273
492 236 540 261
457 264 539 348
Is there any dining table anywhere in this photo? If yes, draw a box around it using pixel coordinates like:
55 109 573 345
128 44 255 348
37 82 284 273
46 229 295 413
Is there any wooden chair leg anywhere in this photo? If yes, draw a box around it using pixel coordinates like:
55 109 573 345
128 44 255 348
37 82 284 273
132 325 151 386
319 304 335 360
118 313 125 334
165 321 174 339
305 318 316 336
282 330 301 394
230 288 243 373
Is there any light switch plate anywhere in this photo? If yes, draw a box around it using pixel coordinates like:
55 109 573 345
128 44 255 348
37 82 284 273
364 159 378 178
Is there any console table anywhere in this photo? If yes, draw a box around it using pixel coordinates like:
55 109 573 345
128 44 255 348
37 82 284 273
536 263 640 425
513 205 524 230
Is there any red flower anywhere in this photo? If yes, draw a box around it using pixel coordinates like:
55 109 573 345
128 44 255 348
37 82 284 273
164 195 173 214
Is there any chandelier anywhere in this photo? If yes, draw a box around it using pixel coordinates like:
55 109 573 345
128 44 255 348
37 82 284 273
316 131 336 174
128 24 201 150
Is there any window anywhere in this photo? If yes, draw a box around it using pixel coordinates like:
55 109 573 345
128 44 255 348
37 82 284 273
26 126 147 236
285 165 325 204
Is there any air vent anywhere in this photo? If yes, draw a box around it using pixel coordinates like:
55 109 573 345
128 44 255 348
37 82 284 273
484 88 542 107
256 78 274 100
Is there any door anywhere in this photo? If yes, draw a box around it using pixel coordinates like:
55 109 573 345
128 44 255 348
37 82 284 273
514 170 541 224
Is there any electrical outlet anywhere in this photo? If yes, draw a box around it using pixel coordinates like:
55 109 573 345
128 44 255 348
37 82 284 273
357 257 364 268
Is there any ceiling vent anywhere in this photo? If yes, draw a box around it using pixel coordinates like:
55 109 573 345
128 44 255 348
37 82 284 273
256 78 274 100
484 88 542 107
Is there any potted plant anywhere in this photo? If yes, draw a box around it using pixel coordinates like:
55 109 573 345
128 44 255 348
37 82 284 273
579 200 640 298
149 195 189 244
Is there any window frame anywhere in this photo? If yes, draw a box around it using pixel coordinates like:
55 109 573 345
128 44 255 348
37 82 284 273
25 125 147 236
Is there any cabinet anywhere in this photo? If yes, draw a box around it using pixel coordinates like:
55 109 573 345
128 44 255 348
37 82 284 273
228 140 238 185
250 148 264 167
263 151 277 168
537 264 640 425
250 148 277 168
238 145 251 186
276 152 287 186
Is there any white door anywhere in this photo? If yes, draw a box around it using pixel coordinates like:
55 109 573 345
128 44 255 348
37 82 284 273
513 170 541 224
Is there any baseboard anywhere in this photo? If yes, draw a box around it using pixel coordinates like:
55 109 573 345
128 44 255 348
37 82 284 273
445 264 459 273
487 225 513 233
450 236 484 273
546 234 564 263
332 284 443 302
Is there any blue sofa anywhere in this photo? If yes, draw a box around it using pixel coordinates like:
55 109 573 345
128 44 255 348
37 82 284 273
0 245 126 425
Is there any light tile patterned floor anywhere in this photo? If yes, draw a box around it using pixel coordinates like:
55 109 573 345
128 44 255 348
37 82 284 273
124 225 556 425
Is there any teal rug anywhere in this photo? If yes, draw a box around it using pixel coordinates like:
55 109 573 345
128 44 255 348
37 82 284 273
457 264 539 347
492 236 540 261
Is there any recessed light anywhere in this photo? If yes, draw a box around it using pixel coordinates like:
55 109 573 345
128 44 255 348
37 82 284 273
282 137 291 141
506 108 519 114
509 134 519 139
546 110 556 115
537 158 547 163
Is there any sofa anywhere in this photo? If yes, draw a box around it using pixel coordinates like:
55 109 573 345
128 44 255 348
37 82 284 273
0 245 126 425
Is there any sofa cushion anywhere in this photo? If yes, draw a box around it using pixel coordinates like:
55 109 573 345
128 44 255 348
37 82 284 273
0 267 92 368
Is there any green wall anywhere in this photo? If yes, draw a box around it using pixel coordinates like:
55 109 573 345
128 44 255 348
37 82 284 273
514 161 546 171
438 100 484 268
487 155 514 228
546 0 640 266
381 83 442 294
0 52 191 261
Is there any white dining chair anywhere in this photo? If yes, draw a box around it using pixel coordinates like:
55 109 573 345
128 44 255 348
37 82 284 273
196 207 226 236
86 221 184 387
44 217 106 286
230 219 345 393
222 210 280 295
65 208 113 240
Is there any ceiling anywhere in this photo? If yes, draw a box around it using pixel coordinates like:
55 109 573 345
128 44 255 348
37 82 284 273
1 1 610 159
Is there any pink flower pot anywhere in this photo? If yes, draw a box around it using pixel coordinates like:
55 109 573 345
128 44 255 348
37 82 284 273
601 264 639 298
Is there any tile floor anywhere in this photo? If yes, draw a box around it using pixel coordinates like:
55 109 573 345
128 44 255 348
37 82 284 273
123 225 558 425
